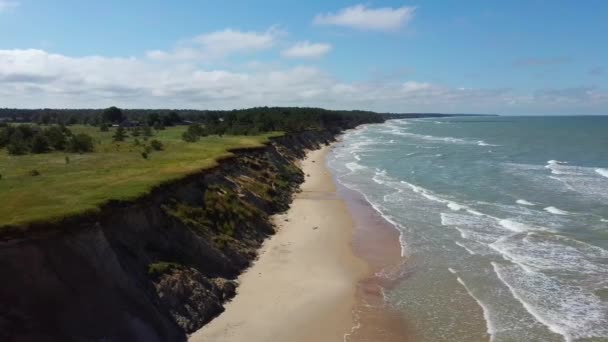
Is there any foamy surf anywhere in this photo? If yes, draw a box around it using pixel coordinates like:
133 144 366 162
516 199 536 206
455 276 496 342
543 206 570 215
595 168 608 179
329 116 608 341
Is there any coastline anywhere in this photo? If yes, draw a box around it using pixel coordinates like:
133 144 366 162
189 145 369 342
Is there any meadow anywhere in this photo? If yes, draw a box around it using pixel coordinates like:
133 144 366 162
0 125 281 227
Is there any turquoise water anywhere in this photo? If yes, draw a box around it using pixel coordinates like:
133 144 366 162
328 116 608 342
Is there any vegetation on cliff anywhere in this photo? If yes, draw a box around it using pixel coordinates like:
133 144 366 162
0 124 280 227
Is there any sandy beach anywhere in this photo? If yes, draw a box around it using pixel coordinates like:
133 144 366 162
189 145 369 342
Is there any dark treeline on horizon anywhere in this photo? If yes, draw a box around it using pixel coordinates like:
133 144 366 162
0 107 385 135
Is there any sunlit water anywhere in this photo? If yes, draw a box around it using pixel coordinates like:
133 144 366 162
328 116 608 342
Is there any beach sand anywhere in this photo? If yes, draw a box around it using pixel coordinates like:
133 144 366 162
189 145 369 342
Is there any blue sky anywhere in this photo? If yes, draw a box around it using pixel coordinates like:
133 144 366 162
0 0 607 114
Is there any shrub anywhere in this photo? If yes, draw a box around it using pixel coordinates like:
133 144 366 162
112 126 127 142
65 156 70 164
147 262 183 278
182 130 198 142
131 126 141 137
7 140 29 155
141 151 148 159
67 133 94 153
142 125 153 139
99 123 109 132
30 133 51 153
149 139 163 151
44 126 68 150
29 169 40 176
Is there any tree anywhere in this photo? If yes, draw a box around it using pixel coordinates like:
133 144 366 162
149 139 163 151
6 129 29 155
30 132 51 153
153 121 165 130
102 106 124 124
131 126 141 137
67 133 94 153
99 123 109 132
113 126 127 142
182 130 198 142
44 126 67 150
142 125 153 139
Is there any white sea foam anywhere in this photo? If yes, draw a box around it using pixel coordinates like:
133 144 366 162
448 267 457 274
491 261 608 341
455 241 477 255
455 276 496 341
491 262 572 340
543 206 570 215
448 202 464 211
345 162 366 173
477 140 499 147
595 168 608 179
498 219 536 233
516 199 536 206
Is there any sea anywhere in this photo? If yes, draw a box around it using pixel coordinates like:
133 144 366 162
327 116 608 342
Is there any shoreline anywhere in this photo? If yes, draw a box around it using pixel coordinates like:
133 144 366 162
332 152 413 341
189 145 369 342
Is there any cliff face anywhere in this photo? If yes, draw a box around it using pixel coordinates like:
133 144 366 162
0 130 334 342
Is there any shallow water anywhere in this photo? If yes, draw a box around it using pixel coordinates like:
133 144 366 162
328 116 608 342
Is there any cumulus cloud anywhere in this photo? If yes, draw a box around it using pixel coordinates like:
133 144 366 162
0 49 606 114
281 41 332 59
313 4 416 31
0 0 18 12
146 27 285 61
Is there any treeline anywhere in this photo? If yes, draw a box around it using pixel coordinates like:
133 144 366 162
0 125 94 155
0 107 384 134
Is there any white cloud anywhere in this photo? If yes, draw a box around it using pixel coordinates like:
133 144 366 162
0 49 606 114
281 41 332 59
313 4 416 31
0 0 18 13
146 27 285 61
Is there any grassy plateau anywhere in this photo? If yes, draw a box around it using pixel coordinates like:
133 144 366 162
0 125 282 227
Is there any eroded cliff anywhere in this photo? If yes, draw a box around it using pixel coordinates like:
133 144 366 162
0 130 334 342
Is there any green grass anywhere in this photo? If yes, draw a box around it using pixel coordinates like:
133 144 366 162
0 125 282 227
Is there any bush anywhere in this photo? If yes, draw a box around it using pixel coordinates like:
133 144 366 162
141 151 148 159
7 140 29 155
112 126 127 142
67 133 94 153
182 130 198 142
149 139 163 151
44 126 67 150
99 123 109 132
29 169 40 176
30 133 51 153
147 262 182 278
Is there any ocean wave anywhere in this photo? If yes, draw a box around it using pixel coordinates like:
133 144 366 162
543 206 570 215
455 276 497 341
595 168 608 179
498 219 538 233
345 162 367 173
516 199 536 206
454 241 477 255
491 261 608 341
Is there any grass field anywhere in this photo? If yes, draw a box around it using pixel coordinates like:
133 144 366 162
0 125 282 227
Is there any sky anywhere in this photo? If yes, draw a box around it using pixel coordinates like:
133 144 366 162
0 0 607 115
